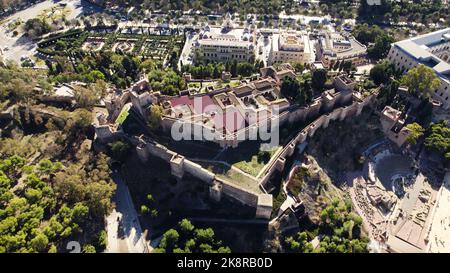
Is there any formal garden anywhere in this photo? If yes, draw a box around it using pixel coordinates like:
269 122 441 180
36 28 184 65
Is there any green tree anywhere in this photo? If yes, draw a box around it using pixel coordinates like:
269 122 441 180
195 228 215 245
151 209 158 218
0 171 11 195
148 105 163 130
401 64 440 99
178 219 195 236
72 202 89 224
65 109 93 134
146 194 155 203
341 60 353 73
285 231 314 253
370 61 393 85
109 140 131 162
292 63 304 73
236 62 255 77
30 233 49 252
24 18 51 37
257 150 271 164
141 205 150 215
405 123 425 145
424 121 450 159
73 85 100 109
96 230 108 251
367 34 394 60
155 218 230 253
159 229 180 251
281 77 301 101
83 244 96 253
48 244 57 253
311 69 327 91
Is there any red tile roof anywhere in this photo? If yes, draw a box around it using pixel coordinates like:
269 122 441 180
170 95 245 133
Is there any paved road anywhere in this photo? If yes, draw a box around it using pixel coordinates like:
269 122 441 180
105 171 147 253
178 32 195 69
0 0 100 63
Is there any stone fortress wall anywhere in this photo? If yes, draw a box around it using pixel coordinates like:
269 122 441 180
124 89 376 220
158 75 357 149
94 75 377 220
133 135 273 219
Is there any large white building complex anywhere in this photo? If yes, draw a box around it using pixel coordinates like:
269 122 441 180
387 28 450 109
269 32 313 65
194 13 256 63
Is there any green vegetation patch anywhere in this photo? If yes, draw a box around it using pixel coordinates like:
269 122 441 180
284 199 369 253
216 142 280 177
287 166 309 197
199 161 262 193
115 105 130 125
153 219 231 253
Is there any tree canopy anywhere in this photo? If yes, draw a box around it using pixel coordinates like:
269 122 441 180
405 123 425 145
148 69 186 96
315 199 368 253
401 65 440 99
281 77 313 105
311 69 327 91
154 219 231 253
0 155 115 253
370 61 394 86
424 121 450 167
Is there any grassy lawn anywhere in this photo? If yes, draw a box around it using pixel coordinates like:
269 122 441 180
115 105 130 124
188 82 201 89
199 161 262 193
228 80 241 87
217 141 281 177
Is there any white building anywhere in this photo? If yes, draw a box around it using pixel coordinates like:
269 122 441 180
316 31 367 68
194 13 256 63
387 28 450 109
269 32 313 65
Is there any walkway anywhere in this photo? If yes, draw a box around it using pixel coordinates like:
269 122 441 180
105 171 147 253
